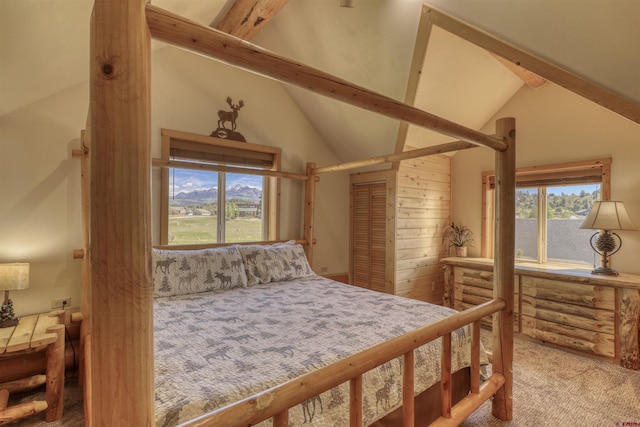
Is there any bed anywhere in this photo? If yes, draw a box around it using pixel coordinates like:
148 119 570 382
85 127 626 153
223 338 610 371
152 244 485 426
82 1 517 425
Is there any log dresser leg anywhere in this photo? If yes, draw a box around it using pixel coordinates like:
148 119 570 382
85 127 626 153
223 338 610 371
619 288 640 370
45 324 65 421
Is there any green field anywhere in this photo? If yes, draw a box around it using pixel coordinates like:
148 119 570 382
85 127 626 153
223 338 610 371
168 215 262 244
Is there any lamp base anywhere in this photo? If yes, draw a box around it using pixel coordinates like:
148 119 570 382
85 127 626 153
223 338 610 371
0 317 18 328
591 266 619 276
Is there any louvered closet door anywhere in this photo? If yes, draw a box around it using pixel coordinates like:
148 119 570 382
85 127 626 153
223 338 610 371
353 182 387 292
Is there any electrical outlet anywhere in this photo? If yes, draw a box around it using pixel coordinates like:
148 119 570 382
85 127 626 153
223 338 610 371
431 282 436 291
51 296 71 310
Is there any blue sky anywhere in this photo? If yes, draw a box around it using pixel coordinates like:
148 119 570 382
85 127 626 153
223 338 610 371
170 169 262 194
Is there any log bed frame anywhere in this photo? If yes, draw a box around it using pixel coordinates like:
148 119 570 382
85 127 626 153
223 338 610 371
80 1 516 426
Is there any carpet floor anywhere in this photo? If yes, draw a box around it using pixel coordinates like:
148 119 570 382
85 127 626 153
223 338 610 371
6 330 640 426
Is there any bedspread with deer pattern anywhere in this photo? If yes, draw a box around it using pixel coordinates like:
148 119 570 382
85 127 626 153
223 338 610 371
154 275 484 427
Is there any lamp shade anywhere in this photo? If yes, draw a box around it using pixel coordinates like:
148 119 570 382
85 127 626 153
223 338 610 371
580 201 638 231
0 263 30 291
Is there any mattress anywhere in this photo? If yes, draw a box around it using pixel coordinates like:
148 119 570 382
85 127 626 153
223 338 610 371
154 275 481 426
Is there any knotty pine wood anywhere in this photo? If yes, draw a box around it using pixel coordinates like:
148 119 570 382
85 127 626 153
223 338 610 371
491 117 516 421
396 154 451 304
89 0 154 424
212 0 290 42
443 257 640 370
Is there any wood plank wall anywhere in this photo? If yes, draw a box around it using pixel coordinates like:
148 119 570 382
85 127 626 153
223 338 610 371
395 153 451 303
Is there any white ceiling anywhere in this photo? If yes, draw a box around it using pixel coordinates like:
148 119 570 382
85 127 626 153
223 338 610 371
3 0 636 163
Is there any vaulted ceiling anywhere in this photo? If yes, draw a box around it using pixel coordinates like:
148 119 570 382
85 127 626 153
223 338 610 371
2 0 639 163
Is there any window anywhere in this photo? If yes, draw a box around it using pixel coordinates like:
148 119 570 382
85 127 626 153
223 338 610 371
160 129 281 246
482 158 611 266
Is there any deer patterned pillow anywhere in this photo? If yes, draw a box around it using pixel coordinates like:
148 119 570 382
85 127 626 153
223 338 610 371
238 243 315 285
152 247 248 298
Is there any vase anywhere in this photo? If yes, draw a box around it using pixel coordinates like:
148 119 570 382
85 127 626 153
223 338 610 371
455 246 468 257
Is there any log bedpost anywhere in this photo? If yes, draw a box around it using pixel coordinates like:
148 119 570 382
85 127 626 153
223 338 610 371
491 117 516 420
304 162 316 266
89 0 154 425
78 130 90 392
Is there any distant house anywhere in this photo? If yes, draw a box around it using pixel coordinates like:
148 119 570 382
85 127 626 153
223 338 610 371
237 203 260 218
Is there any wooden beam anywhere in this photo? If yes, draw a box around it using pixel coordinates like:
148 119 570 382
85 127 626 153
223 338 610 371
212 0 289 41
89 0 154 425
152 158 308 181
491 117 516 421
392 4 434 168
145 4 507 152
491 53 547 89
425 6 640 125
312 140 478 175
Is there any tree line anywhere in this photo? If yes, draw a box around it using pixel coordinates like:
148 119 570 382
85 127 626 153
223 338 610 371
516 189 599 219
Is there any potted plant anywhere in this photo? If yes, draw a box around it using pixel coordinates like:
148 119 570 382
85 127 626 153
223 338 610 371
442 222 474 257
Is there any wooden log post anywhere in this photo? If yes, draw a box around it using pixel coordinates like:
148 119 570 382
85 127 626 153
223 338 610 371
349 375 363 427
403 351 415 427
89 0 154 425
491 117 516 421
619 288 640 370
304 162 316 266
78 130 91 389
45 324 65 421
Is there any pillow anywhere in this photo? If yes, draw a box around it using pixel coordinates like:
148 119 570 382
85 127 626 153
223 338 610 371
238 243 315 285
152 246 248 297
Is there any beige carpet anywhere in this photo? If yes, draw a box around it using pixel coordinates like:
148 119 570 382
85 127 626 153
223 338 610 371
7 331 640 426
462 330 640 426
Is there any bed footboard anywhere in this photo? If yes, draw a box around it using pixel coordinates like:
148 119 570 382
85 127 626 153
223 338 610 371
179 299 506 427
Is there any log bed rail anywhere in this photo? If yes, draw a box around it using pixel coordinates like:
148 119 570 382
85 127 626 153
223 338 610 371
84 0 516 425
180 299 506 427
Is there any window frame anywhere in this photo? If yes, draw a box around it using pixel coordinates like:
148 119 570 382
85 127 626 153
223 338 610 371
159 128 281 246
481 157 611 263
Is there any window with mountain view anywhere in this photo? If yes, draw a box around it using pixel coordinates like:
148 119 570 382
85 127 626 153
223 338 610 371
482 158 611 266
159 129 281 246
166 170 265 244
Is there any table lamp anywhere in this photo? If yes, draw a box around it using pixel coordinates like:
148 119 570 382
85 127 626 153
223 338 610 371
580 201 637 276
0 263 30 328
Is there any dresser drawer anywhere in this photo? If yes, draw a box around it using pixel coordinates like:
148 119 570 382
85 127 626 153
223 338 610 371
521 315 615 358
521 276 615 310
454 268 519 293
454 267 493 289
521 295 615 334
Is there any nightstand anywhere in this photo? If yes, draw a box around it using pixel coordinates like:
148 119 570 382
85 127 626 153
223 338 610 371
0 310 65 423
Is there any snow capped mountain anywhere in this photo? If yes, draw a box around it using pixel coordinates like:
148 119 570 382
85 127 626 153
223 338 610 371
170 185 261 206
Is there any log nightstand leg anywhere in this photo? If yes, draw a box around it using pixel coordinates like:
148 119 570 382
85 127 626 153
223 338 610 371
45 324 65 421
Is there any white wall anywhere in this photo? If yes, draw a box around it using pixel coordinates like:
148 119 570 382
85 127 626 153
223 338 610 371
426 0 640 106
0 46 349 317
0 84 86 317
451 82 640 273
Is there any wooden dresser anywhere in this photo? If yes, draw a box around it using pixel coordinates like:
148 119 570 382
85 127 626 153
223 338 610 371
442 257 640 370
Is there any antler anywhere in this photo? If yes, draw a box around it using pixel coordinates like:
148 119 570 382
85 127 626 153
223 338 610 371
226 96 233 107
